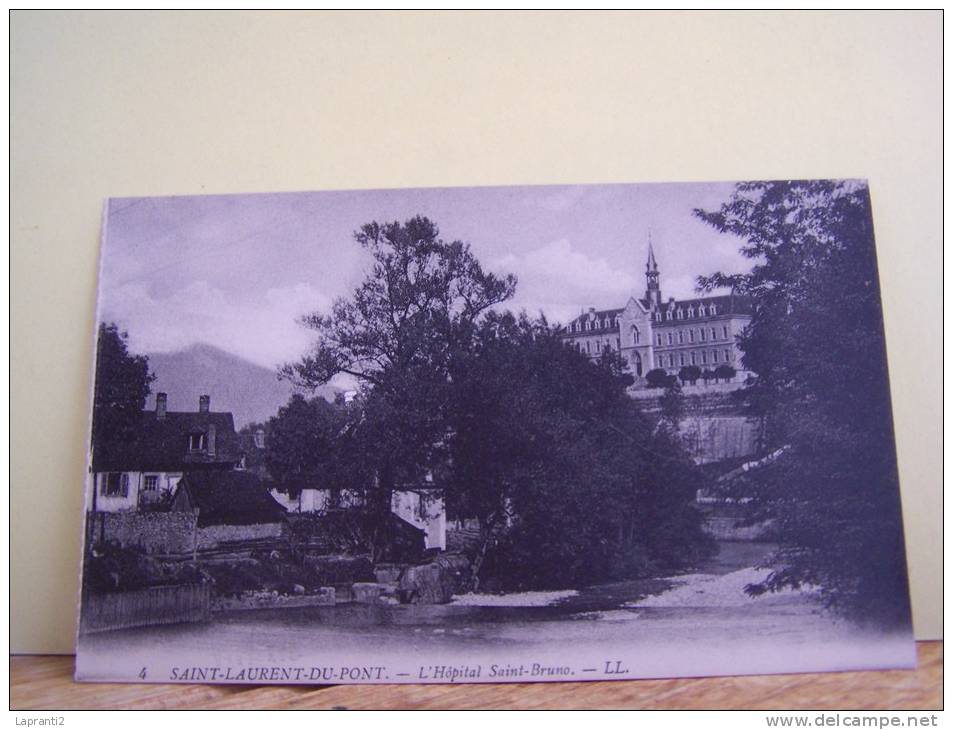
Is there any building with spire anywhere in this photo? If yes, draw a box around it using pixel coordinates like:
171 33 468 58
560 243 753 387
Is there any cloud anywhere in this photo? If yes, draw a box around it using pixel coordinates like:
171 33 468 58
492 238 639 324
100 281 331 369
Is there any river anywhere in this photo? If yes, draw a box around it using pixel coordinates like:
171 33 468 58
76 541 915 684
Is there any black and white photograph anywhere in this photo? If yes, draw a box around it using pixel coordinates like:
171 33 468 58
75 180 915 684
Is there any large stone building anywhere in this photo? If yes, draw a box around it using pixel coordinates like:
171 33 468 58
560 244 753 386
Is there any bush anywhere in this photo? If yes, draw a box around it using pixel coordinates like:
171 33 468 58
679 365 702 384
714 364 737 382
644 368 669 388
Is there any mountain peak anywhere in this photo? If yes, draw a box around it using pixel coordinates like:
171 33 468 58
145 343 337 428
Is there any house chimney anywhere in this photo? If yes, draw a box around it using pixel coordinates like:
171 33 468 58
199 394 210 413
156 392 167 420
207 423 216 457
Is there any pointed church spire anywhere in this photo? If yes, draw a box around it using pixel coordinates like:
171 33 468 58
646 236 658 274
644 232 661 308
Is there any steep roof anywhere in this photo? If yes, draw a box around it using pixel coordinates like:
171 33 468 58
176 470 287 527
562 308 624 334
654 294 753 323
91 410 242 473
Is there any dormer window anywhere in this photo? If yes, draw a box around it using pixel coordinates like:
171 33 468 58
666 310 673 320
676 309 683 320
254 429 266 449
188 432 207 452
698 304 706 317
687 307 694 318
709 304 717 315
655 312 662 322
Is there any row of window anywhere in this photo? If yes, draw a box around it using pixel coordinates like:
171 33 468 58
571 315 618 333
656 349 734 369
654 303 718 322
656 325 729 347
100 472 179 497
569 307 726 335
573 338 621 355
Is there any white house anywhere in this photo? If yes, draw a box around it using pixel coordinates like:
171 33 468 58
88 393 243 513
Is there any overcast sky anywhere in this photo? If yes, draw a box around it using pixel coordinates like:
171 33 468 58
99 182 750 370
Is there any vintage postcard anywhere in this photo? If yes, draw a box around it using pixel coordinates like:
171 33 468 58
76 181 915 684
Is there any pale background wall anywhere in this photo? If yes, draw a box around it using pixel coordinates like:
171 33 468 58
11 11 941 653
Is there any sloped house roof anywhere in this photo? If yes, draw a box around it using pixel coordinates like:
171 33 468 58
91 396 242 473
172 470 287 527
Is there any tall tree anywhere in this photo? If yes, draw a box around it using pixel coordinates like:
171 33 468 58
91 323 155 447
449 311 711 591
282 216 516 553
696 180 910 626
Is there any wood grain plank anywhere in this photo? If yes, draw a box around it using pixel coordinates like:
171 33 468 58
10 642 941 710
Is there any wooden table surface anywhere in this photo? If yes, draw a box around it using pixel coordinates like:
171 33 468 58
11 642 941 710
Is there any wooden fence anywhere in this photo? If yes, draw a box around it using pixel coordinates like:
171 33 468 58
80 583 211 634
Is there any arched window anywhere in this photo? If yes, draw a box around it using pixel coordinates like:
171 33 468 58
698 304 706 317
676 309 683 320
666 310 673 321
667 354 674 368
632 352 643 376
712 350 719 363
656 333 662 346
655 312 662 322
678 330 684 344
690 351 697 365
585 321 591 331
711 327 717 340
688 307 694 318
723 325 729 339
701 351 707 364
709 304 717 315
689 329 695 343
724 349 731 362
631 325 640 344
700 328 707 342
679 352 685 366
667 332 674 345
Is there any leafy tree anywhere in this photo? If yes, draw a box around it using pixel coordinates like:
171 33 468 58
714 364 736 382
264 395 347 496
281 216 516 554
448 312 712 590
696 180 910 626
91 323 155 447
659 378 685 432
679 365 702 385
644 368 669 388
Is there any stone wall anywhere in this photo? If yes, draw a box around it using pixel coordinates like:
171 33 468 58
195 521 285 550
87 510 198 555
680 415 762 465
